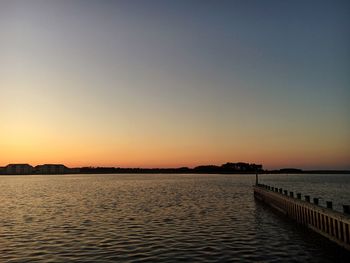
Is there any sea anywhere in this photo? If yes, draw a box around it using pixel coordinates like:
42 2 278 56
0 173 349 262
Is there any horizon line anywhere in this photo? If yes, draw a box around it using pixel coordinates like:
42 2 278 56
1 162 350 172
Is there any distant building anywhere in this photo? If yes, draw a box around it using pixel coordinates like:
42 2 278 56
0 166 5 174
5 164 34 174
35 164 70 174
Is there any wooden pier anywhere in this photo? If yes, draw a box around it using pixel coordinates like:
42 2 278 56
254 183 350 251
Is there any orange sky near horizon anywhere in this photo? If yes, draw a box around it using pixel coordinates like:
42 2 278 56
1 116 349 169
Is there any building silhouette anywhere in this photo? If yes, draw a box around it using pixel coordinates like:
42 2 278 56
35 164 70 174
4 164 34 174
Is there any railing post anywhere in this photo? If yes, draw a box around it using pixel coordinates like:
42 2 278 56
326 201 333 209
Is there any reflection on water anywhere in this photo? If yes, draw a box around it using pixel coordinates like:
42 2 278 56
0 174 349 262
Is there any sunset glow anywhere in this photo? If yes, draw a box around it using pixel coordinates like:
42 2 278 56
1 1 349 169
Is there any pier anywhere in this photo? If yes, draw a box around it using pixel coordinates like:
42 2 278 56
254 182 350 251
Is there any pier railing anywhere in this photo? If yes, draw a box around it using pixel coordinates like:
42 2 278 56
254 183 350 251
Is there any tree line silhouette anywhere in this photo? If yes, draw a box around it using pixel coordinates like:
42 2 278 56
79 162 263 174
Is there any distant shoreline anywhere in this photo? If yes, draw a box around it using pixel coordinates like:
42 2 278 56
0 171 349 176
1 162 349 175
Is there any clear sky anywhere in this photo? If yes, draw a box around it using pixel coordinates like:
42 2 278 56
1 0 349 169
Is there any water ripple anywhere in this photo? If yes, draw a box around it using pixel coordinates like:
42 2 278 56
0 174 349 262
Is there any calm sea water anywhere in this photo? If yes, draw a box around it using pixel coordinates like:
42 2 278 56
0 174 349 262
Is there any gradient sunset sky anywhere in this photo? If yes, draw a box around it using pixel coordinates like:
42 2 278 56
1 0 349 169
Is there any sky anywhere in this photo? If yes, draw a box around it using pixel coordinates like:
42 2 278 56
0 0 349 169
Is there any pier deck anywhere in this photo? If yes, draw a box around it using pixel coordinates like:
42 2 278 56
254 184 350 251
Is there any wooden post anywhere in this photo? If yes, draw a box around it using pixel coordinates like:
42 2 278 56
337 220 342 241
313 198 319 205
290 192 294 198
326 201 333 209
343 222 349 244
297 193 301 199
343 205 350 215
305 195 310 202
